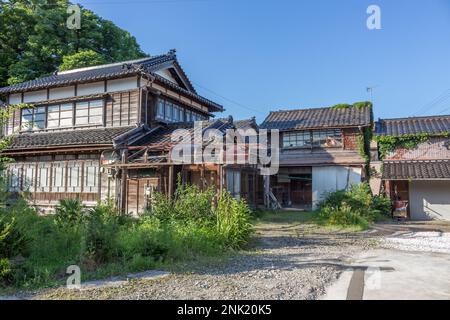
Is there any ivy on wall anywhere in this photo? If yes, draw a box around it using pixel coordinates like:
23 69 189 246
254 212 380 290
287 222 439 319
376 132 450 160
331 101 374 179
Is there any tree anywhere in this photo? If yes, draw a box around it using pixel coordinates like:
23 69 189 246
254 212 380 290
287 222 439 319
0 0 147 87
59 50 107 71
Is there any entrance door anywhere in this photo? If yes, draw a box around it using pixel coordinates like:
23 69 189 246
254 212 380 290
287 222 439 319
290 174 312 207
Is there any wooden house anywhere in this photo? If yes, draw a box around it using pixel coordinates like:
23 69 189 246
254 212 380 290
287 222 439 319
375 115 450 221
260 105 372 209
0 50 259 214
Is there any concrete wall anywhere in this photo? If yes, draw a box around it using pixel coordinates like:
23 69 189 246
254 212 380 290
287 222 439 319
312 166 362 209
409 180 450 221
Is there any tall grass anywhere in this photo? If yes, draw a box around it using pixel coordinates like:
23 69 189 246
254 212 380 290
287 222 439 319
0 182 253 289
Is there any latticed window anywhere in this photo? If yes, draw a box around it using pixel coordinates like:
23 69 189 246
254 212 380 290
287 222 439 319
75 100 103 125
21 107 46 130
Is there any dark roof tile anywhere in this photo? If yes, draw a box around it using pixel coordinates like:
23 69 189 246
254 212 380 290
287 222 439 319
7 126 134 149
382 160 450 180
375 115 450 136
260 106 371 131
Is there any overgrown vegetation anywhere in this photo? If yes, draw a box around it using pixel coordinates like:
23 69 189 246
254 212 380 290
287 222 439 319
318 183 391 230
375 132 449 160
331 101 373 110
0 181 253 289
331 101 374 178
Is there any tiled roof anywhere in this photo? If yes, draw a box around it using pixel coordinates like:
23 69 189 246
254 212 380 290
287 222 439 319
382 160 450 180
7 126 135 150
260 106 372 131
375 115 450 136
0 50 223 112
131 118 257 150
0 55 171 94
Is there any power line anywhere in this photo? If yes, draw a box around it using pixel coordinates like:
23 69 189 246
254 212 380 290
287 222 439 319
192 81 267 116
410 89 450 116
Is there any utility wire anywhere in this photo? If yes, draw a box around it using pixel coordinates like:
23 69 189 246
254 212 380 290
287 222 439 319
410 89 450 116
192 81 267 116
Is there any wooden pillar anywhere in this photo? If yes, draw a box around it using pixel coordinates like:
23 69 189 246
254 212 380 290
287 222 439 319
168 165 174 198
264 175 270 208
200 164 205 191
120 149 128 214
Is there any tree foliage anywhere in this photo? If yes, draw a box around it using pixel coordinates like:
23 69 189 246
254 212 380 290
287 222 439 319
0 0 147 87
59 50 107 71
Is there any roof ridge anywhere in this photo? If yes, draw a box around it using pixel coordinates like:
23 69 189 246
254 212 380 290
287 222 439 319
57 55 164 75
380 114 450 121
270 105 370 114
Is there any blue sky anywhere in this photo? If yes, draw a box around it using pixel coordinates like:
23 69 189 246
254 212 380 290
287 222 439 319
78 0 450 123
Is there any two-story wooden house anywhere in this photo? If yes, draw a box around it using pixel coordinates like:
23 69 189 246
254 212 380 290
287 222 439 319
375 115 450 221
260 104 372 209
0 50 260 214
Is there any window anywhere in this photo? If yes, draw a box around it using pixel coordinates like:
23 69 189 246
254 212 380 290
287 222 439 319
75 100 103 125
312 129 342 147
37 163 50 192
282 129 342 148
21 107 46 130
51 162 65 192
83 161 99 193
156 98 199 123
48 103 73 128
282 131 311 148
156 100 165 120
67 162 82 192
23 164 35 192
226 170 241 200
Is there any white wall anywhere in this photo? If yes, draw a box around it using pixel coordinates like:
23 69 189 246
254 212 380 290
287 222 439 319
312 166 362 209
49 86 75 100
7 77 138 105
106 77 138 92
23 90 47 103
9 93 22 104
410 181 450 221
77 81 105 96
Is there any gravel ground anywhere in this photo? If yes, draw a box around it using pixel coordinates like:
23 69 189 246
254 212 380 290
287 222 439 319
381 231 450 254
33 221 379 300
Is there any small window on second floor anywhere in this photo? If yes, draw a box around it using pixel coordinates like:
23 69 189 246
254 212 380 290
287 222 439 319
48 103 73 128
21 107 46 131
75 100 103 125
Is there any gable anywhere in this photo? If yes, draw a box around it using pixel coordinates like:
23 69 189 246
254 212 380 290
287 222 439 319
154 68 181 86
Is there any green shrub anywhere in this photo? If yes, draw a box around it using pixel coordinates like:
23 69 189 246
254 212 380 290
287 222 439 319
318 183 391 228
0 258 12 284
54 199 86 227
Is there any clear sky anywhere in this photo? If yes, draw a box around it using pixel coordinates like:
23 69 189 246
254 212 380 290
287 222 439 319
78 0 450 123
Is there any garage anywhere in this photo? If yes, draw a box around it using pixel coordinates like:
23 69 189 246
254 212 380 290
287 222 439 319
409 180 450 221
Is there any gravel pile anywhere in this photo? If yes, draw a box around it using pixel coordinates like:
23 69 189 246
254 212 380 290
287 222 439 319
381 231 450 254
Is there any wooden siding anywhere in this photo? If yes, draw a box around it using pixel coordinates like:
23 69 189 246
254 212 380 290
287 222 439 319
105 90 139 127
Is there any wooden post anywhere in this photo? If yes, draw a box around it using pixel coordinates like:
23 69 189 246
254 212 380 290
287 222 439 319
120 149 128 214
200 164 205 191
168 165 174 198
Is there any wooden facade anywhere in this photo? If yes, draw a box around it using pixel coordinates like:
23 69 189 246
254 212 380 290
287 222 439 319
0 51 263 215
